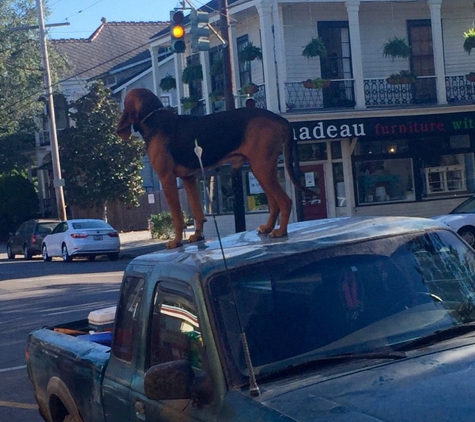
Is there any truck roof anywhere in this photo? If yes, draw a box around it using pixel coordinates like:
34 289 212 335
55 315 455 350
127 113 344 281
128 216 447 277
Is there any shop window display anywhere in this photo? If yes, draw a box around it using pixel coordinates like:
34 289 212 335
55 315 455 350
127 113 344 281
356 158 414 204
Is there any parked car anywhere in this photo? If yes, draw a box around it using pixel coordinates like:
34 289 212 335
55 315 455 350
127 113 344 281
6 219 59 260
41 219 120 262
432 195 475 247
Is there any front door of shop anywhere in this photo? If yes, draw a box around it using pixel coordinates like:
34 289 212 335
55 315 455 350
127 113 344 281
300 164 327 220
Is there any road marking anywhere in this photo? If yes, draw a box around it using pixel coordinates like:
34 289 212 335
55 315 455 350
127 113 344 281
0 400 37 410
0 365 26 373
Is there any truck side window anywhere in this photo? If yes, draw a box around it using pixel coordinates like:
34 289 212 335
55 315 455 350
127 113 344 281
148 282 204 371
113 276 145 362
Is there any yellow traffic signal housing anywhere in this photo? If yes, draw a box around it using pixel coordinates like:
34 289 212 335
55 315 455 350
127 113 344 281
170 10 186 53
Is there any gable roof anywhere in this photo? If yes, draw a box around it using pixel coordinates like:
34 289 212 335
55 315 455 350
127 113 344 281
52 19 168 81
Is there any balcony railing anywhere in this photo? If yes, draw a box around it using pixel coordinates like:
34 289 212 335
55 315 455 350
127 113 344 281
446 74 475 102
285 80 355 112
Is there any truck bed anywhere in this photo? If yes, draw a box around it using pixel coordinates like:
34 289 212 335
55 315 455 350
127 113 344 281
26 325 111 422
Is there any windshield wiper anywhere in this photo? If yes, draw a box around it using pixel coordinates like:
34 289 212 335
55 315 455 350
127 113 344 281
395 322 475 352
257 350 406 382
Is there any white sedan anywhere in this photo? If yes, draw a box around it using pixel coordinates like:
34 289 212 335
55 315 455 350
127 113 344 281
41 219 120 262
432 196 475 247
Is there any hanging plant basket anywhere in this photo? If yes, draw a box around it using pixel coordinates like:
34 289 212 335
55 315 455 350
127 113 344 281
383 37 411 59
182 64 203 84
386 70 417 85
302 78 331 89
302 37 327 58
159 74 176 92
210 57 223 76
464 29 475 54
240 83 259 95
466 72 475 82
210 90 224 102
239 42 263 62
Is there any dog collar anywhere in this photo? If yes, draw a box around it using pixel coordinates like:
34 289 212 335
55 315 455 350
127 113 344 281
140 108 163 125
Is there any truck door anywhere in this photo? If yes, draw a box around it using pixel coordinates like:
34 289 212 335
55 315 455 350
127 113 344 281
102 275 146 421
129 279 214 421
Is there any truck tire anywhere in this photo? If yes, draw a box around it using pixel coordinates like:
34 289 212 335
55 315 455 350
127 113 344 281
46 377 84 422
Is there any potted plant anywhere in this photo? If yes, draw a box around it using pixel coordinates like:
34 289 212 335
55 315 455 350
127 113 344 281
386 70 417 85
159 74 176 92
464 28 475 54
302 78 331 89
210 90 224 102
467 71 475 82
383 37 411 59
302 37 327 58
182 64 203 85
181 97 199 110
239 42 263 62
240 83 259 95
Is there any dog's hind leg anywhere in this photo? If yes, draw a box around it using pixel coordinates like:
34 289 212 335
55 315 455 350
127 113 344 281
181 175 206 243
160 173 186 249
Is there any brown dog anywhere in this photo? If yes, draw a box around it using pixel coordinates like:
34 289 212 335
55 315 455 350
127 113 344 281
117 88 312 249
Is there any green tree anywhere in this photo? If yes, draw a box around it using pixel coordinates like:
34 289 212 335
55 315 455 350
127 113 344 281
58 82 145 219
0 0 65 175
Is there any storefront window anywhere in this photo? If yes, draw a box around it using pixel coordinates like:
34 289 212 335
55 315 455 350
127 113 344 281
356 158 414 205
244 167 286 212
333 163 345 207
298 142 327 162
354 139 409 156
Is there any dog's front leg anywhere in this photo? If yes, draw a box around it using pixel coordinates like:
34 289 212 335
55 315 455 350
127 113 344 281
181 175 206 243
160 173 186 249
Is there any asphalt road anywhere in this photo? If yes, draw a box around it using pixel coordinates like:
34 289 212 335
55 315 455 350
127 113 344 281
0 234 164 422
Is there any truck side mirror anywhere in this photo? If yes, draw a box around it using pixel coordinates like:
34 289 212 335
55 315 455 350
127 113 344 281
144 360 194 400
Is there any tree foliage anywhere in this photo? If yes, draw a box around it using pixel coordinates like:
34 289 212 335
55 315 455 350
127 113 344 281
58 82 145 216
0 0 64 175
0 174 39 240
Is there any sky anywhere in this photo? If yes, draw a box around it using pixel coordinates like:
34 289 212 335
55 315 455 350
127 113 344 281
45 0 182 39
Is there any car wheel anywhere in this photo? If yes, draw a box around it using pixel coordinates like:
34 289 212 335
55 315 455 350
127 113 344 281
108 253 119 261
42 245 52 262
458 227 475 247
23 245 32 260
7 245 15 259
87 255 96 262
62 244 72 262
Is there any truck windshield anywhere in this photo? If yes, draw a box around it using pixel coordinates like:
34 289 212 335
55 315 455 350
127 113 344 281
209 229 475 383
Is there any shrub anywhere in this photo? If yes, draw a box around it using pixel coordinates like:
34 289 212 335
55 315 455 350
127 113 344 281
149 211 188 240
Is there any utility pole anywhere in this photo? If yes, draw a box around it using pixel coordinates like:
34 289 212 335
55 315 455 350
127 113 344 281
36 0 67 221
218 0 246 232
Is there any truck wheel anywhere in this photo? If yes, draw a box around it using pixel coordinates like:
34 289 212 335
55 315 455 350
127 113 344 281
47 377 84 422
7 245 15 259
458 226 475 247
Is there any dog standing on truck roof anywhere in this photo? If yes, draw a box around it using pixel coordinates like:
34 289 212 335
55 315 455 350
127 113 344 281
116 88 313 249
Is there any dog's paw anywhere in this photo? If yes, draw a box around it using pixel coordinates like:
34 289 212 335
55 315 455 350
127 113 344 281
268 229 288 238
166 239 183 249
188 233 205 243
257 225 273 234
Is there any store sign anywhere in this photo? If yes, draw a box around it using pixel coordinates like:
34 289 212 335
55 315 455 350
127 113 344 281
291 111 475 141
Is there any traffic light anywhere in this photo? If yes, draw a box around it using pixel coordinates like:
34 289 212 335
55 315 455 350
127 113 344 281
190 9 210 53
170 10 186 53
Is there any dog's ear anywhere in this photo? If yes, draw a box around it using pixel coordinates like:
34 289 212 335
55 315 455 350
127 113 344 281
116 94 138 140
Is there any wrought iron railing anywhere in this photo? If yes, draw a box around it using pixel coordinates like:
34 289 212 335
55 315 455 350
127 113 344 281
445 74 475 102
364 78 414 106
285 80 355 112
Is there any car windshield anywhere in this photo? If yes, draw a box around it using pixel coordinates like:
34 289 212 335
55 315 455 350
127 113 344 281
450 196 475 214
210 228 475 384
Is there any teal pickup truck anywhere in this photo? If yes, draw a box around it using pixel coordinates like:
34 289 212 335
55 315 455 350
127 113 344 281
26 217 475 422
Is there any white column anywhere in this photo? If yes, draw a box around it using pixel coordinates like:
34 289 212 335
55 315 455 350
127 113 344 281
273 3 287 113
345 0 365 109
150 46 160 95
201 51 212 114
256 0 279 112
174 54 184 113
229 23 240 109
428 0 447 105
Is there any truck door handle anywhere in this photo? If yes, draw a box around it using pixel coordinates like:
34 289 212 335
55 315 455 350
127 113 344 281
134 400 146 420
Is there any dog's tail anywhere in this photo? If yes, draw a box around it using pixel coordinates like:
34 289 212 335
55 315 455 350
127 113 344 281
282 122 317 197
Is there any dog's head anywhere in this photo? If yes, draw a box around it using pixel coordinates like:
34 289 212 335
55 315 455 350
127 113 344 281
116 88 164 140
